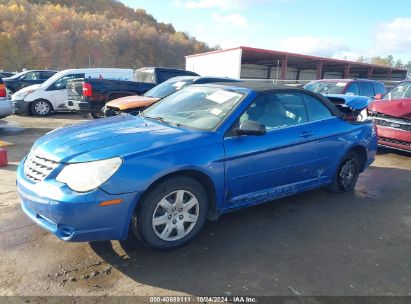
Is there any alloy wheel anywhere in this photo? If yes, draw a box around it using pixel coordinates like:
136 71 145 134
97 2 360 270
339 159 358 189
33 101 50 115
152 190 199 242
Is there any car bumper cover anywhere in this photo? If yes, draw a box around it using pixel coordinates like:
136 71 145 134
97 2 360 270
376 126 411 152
16 159 141 242
12 99 30 115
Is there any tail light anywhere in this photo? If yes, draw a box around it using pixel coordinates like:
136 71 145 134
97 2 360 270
82 83 92 97
0 84 6 97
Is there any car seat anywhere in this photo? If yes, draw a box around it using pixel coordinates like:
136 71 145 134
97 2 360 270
258 98 292 129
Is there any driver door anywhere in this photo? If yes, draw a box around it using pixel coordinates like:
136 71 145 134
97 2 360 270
46 73 84 110
223 92 318 207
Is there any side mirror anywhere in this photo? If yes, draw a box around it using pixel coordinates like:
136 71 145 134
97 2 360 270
374 94 384 100
233 120 266 136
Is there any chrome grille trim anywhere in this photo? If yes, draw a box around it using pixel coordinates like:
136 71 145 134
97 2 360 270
24 153 59 183
373 117 411 131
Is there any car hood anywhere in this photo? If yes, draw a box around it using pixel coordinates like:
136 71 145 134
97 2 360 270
31 114 209 163
369 99 411 119
12 84 42 98
106 95 160 111
325 94 371 110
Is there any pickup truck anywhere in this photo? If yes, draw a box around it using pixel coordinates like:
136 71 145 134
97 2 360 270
67 67 199 118
67 79 153 118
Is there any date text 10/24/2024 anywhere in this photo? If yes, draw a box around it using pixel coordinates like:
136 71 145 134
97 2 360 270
149 296 258 303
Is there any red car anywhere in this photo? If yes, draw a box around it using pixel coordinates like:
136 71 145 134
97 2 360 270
368 80 411 152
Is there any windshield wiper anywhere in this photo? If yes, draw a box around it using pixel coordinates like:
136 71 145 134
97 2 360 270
144 115 180 127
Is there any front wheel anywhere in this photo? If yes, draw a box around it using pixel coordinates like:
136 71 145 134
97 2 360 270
30 99 52 116
132 176 208 250
327 151 360 192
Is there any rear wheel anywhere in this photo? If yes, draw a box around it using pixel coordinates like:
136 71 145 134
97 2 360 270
30 99 52 116
327 151 360 192
132 176 208 250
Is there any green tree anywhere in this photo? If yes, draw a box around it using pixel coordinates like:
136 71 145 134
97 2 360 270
386 55 394 66
395 59 403 67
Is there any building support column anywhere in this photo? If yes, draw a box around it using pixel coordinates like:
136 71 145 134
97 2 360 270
266 65 272 79
316 61 323 80
367 67 373 79
296 69 301 80
281 56 288 80
387 68 392 80
344 64 351 79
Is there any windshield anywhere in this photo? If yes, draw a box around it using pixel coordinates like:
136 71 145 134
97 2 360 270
383 81 411 100
144 78 194 98
6 71 27 79
39 70 69 88
304 81 347 94
142 86 244 131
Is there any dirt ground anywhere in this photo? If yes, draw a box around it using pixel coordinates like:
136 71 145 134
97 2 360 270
0 113 411 297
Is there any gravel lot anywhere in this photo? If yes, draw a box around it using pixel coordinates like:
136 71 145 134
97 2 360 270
0 113 411 296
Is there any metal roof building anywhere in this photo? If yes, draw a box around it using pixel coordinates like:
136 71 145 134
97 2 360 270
185 46 407 81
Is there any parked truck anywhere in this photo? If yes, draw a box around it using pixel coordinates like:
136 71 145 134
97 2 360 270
67 67 199 118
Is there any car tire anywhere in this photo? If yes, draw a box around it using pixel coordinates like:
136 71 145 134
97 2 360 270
30 99 52 116
132 176 209 250
327 151 361 193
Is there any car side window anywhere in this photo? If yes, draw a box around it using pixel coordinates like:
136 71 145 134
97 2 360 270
358 82 375 97
345 82 359 95
39 71 54 80
238 93 308 131
52 73 85 90
303 94 332 121
21 72 40 81
373 82 387 95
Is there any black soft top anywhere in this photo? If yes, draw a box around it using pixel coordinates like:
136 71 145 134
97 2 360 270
206 81 344 118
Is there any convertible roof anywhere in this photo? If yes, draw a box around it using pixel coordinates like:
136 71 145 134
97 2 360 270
211 81 291 92
208 81 344 118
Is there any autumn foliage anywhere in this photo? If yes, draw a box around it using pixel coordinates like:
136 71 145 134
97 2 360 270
0 0 214 71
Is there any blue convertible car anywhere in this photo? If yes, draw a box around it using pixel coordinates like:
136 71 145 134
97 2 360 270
17 82 377 249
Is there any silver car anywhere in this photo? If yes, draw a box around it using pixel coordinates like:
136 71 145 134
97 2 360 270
0 79 13 119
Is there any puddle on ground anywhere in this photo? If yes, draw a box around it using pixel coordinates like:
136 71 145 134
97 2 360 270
0 120 24 134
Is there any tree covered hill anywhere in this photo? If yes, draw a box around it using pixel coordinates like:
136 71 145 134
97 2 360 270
0 0 214 71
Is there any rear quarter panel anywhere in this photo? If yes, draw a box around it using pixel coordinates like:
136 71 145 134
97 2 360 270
314 118 377 180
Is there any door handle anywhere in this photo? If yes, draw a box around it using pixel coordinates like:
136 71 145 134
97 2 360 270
299 131 315 138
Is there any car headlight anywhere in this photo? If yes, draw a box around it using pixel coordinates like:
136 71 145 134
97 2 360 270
12 90 34 101
357 109 368 122
56 157 122 192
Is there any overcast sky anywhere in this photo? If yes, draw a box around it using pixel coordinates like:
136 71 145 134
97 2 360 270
122 0 411 63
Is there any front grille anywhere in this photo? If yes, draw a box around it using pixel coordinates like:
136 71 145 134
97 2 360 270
368 111 411 132
374 118 411 131
379 137 411 147
24 153 59 183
